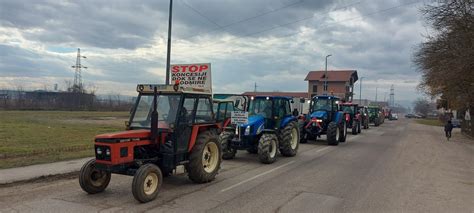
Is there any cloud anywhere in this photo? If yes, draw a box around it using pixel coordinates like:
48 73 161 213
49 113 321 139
0 0 427 103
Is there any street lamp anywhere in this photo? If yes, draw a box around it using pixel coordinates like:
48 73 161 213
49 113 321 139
324 54 332 95
165 0 173 85
359 77 365 105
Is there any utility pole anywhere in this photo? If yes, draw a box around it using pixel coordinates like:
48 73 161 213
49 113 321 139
375 87 378 103
389 84 395 107
71 48 87 92
254 82 258 92
165 0 173 85
324 54 332 95
359 77 364 105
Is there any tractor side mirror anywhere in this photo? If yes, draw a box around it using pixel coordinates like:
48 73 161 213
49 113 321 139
290 99 294 104
235 100 240 108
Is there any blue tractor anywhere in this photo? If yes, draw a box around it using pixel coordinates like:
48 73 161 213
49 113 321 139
299 95 347 146
218 96 300 164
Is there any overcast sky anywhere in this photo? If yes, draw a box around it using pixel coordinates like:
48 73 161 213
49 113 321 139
0 0 429 106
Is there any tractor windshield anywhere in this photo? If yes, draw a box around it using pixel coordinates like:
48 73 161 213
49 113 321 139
367 107 378 116
248 98 272 118
341 105 354 114
312 99 332 111
130 94 182 129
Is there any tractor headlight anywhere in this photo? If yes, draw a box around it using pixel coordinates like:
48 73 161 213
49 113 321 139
96 147 102 155
316 119 323 122
105 149 110 156
244 126 251 135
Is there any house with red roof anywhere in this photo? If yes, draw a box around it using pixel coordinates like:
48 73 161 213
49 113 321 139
305 70 358 101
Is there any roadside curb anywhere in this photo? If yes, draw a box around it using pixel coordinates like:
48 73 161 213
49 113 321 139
0 157 92 186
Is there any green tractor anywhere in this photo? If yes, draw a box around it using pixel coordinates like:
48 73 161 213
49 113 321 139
367 105 382 126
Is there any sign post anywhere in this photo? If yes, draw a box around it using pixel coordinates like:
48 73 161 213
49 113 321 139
169 63 212 93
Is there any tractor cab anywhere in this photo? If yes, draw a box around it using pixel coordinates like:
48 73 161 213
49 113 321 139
213 94 250 130
368 105 382 126
80 84 222 203
299 95 347 145
219 96 300 164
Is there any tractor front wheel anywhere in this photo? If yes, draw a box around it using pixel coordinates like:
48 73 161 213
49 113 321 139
258 133 278 164
187 130 222 183
219 131 237 160
298 120 308 144
132 164 163 203
280 121 299 157
326 122 339 146
79 159 111 194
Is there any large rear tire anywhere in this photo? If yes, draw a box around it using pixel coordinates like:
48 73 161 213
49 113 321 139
351 120 357 135
132 164 163 203
187 130 222 183
327 122 339 146
339 121 347 142
357 121 361 133
279 121 299 157
79 159 111 194
258 133 278 164
374 118 380 126
219 131 236 160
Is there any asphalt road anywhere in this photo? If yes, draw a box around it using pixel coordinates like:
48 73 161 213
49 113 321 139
1 118 473 213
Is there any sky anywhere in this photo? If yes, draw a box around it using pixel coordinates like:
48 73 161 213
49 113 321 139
0 0 430 106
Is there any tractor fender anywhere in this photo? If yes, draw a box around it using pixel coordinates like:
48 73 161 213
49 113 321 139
280 116 297 128
333 112 344 124
188 124 220 152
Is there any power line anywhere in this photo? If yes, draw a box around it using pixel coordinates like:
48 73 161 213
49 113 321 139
179 0 305 40
194 0 422 49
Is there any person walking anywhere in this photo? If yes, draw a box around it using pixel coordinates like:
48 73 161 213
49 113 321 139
444 120 453 141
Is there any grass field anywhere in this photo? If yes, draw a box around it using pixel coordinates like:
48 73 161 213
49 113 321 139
415 118 443 127
0 111 128 169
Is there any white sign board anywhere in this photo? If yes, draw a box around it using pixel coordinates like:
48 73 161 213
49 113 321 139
231 111 248 125
170 63 212 93
465 109 471 121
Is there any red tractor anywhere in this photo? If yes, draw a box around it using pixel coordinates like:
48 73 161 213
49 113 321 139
339 102 362 135
79 84 222 203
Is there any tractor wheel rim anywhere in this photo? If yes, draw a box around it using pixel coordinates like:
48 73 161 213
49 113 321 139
336 125 340 140
269 138 277 157
143 172 158 195
202 142 219 173
90 170 107 187
290 128 298 149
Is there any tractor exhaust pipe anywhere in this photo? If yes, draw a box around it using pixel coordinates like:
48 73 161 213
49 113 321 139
151 86 158 142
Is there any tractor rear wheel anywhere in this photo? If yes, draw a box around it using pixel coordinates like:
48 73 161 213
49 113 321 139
375 118 380 126
357 121 361 133
339 121 347 142
219 131 236 160
132 164 163 203
258 133 278 164
79 159 111 194
187 130 222 183
298 120 308 144
279 121 299 157
327 122 339 146
351 120 358 135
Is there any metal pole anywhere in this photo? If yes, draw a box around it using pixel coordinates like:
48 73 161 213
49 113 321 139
359 77 363 105
324 54 331 95
165 0 173 85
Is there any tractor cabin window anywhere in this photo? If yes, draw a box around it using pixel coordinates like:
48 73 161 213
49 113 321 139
196 98 213 123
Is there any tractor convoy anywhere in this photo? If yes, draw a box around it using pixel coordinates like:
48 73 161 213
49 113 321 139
79 83 389 203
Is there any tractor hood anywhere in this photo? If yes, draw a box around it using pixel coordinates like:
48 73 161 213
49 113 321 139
310 111 328 119
240 115 265 128
95 129 150 142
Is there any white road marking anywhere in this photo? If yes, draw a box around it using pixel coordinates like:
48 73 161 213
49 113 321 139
220 146 332 193
220 160 295 193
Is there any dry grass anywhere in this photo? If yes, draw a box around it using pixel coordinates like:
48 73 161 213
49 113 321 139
0 111 128 169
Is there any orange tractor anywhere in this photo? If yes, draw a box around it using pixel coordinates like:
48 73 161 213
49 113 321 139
79 84 222 203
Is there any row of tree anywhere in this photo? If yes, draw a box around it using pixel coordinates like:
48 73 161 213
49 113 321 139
413 0 474 110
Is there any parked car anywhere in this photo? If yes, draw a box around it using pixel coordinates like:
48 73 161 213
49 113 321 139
389 113 398 120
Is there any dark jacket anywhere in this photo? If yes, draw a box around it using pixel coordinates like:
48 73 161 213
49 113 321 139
444 123 453 131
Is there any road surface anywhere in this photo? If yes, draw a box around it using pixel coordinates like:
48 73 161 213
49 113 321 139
1 118 473 212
